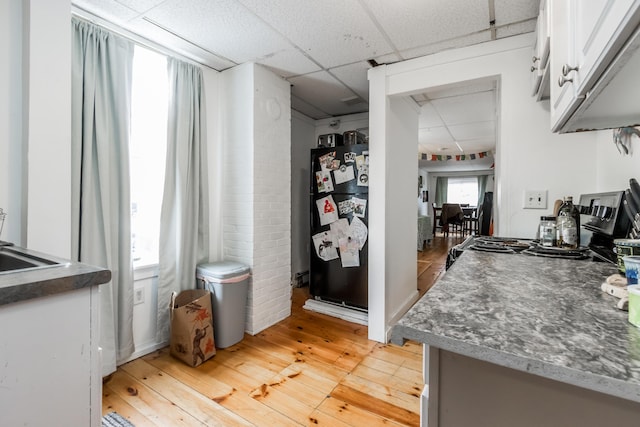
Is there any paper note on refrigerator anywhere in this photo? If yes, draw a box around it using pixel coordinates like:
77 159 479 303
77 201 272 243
312 231 339 261
333 164 355 184
330 218 350 246
339 237 360 268
352 197 367 218
316 195 339 226
349 216 368 250
315 170 334 193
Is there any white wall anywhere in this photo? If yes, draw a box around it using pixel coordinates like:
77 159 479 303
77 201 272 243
594 129 640 191
0 0 24 245
221 63 292 335
385 96 420 328
379 33 599 238
1 0 71 252
315 112 369 141
25 0 72 257
291 111 315 279
369 33 601 340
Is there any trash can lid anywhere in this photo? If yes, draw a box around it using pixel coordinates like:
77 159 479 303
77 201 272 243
196 260 251 280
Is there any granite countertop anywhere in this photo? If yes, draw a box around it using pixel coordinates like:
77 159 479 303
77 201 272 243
0 246 111 307
391 248 640 403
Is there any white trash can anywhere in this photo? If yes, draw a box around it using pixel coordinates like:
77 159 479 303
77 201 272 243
196 261 250 348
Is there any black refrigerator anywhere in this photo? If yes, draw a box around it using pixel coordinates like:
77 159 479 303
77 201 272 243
309 144 369 310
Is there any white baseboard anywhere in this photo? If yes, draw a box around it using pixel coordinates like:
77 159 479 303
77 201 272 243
303 299 368 326
118 341 168 365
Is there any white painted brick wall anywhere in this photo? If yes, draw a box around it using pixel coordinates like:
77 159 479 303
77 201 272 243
221 63 291 336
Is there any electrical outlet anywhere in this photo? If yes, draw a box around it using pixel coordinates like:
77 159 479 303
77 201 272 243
134 287 144 305
524 190 547 209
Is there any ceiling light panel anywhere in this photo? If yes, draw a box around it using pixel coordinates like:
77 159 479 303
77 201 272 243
237 0 395 69
143 0 296 65
361 0 490 51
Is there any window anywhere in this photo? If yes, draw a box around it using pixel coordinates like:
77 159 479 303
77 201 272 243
130 46 168 267
447 176 478 206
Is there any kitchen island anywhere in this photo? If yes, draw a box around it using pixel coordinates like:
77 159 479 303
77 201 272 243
392 248 640 426
0 245 111 427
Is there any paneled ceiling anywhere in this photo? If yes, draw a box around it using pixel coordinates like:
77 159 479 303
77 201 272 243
71 0 540 164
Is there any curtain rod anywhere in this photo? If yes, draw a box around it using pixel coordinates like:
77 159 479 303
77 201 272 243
71 6 223 72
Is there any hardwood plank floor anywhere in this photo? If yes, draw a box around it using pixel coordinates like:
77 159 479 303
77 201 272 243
102 234 460 426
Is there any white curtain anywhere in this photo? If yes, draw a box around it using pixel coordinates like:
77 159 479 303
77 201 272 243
156 58 210 343
71 18 135 376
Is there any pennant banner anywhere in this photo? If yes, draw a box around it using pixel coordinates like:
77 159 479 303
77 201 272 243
420 151 492 161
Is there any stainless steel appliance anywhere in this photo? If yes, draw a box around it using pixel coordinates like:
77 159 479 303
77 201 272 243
579 191 631 263
317 133 343 147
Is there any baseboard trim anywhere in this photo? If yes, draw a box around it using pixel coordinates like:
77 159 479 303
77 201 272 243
303 299 368 326
118 341 168 365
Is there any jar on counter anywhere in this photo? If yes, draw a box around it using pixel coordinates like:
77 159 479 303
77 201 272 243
557 215 578 249
539 216 557 247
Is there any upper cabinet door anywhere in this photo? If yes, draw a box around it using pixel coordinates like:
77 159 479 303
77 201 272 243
550 0 640 132
573 0 640 96
549 0 578 131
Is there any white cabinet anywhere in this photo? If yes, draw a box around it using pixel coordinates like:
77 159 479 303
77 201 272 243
549 0 640 132
0 286 102 426
531 0 550 100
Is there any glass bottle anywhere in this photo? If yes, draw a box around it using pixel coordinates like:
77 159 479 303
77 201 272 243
557 196 580 248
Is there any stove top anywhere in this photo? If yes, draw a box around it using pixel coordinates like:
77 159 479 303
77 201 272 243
452 236 591 261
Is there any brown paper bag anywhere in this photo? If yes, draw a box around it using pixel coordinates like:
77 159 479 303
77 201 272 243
169 289 216 367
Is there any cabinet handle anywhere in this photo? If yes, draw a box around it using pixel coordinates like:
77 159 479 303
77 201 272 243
532 56 540 63
531 65 537 72
558 75 573 87
561 64 579 76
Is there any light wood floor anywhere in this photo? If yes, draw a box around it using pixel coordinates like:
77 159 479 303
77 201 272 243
102 234 461 426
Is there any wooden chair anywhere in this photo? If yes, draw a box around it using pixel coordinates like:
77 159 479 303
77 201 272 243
432 203 443 235
441 203 464 237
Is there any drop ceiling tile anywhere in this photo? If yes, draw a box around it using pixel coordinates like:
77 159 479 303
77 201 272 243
237 0 395 68
400 31 492 61
448 121 495 141
292 95 331 120
419 126 453 145
127 17 237 70
494 0 540 24
258 49 322 78
432 91 496 125
73 0 140 24
144 0 295 65
329 61 372 102
419 103 445 128
361 0 490 51
289 70 368 116
114 0 167 13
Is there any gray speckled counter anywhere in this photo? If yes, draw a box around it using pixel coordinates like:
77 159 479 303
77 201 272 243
0 247 111 306
392 248 640 403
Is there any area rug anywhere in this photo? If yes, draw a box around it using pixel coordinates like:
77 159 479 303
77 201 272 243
102 412 135 427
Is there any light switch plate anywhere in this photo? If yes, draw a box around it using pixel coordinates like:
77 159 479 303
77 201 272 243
134 286 145 305
524 190 547 209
